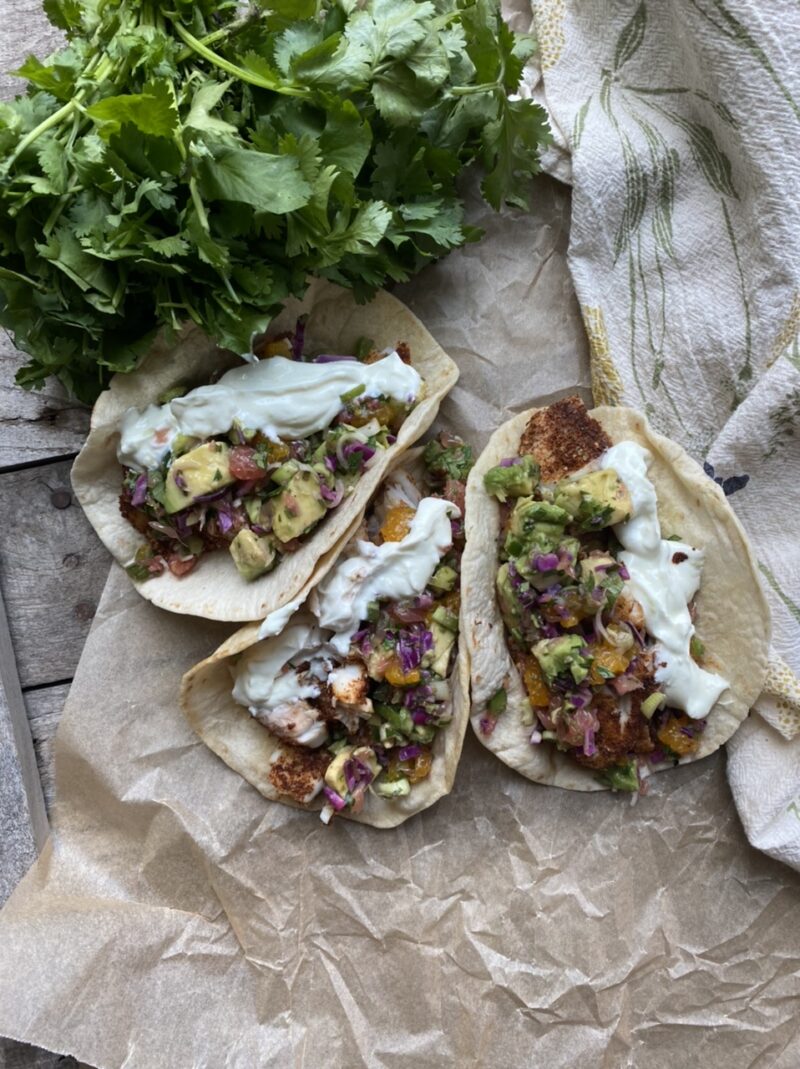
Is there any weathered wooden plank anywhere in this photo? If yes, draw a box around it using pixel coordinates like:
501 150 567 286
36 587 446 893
0 0 64 100
0 578 48 908
0 341 90 471
0 460 110 689
24 684 68 814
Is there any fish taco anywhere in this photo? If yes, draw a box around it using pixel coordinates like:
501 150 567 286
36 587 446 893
463 396 769 792
72 280 458 621
180 436 473 827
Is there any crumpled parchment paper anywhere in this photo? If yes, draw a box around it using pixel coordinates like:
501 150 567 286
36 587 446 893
0 175 799 1069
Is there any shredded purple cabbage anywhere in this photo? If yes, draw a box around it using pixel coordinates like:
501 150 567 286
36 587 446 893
534 552 559 572
323 785 347 810
291 316 306 361
344 757 375 794
397 627 434 674
499 457 520 468
131 473 148 507
618 562 631 580
314 354 358 364
397 744 422 761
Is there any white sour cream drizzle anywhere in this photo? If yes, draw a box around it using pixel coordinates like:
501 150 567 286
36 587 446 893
314 496 458 654
231 617 330 712
602 441 728 720
118 352 422 471
233 496 457 717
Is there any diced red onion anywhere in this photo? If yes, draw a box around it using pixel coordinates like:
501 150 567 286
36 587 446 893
387 434 397 445
499 457 520 467
618 562 630 580
320 480 344 508
193 487 230 504
412 711 431 725
324 454 337 473
479 716 496 736
397 744 422 761
582 729 597 757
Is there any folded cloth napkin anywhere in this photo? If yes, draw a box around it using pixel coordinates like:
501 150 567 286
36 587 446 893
526 0 800 868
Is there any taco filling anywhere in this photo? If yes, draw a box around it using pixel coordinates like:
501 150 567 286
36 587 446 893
479 409 729 792
117 326 422 581
229 435 473 821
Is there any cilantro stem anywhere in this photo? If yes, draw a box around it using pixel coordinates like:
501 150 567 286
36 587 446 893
2 52 116 172
171 22 310 99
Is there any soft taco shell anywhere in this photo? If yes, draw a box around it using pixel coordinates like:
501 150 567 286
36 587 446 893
71 279 458 621
462 403 770 791
179 450 471 827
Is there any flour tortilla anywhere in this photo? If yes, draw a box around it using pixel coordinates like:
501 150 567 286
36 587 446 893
72 279 458 621
462 405 770 791
180 450 471 827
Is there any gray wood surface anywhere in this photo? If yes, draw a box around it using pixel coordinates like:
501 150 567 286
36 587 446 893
25 684 69 812
0 579 48 884
0 347 90 471
0 460 110 689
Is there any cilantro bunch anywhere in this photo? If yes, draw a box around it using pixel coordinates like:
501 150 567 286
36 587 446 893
0 0 549 402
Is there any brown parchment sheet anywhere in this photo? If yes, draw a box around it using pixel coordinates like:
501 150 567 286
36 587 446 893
1 175 799 1069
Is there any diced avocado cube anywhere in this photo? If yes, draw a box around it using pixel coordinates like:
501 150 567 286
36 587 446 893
431 605 459 632
598 760 639 792
373 776 411 798
229 529 277 581
423 620 456 678
533 634 590 686
554 469 632 531
429 565 457 592
483 455 540 502
487 687 507 715
163 441 235 514
244 496 262 524
271 470 327 543
272 460 301 486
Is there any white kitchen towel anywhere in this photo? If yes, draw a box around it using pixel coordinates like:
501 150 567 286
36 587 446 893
528 0 800 868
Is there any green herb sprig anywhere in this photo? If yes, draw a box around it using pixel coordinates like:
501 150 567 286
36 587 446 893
0 0 549 401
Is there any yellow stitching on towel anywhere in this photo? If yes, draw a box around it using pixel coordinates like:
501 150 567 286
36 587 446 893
763 655 800 739
583 305 624 407
533 0 566 70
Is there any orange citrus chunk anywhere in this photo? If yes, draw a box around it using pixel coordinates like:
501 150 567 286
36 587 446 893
657 714 699 756
520 654 550 707
385 656 421 687
588 641 634 685
380 504 416 542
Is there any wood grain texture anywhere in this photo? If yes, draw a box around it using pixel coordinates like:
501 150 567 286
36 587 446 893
24 684 68 812
0 578 49 907
0 345 90 471
0 460 110 688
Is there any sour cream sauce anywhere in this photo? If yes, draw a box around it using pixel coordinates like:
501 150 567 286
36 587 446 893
602 441 728 720
234 496 456 713
118 352 421 471
232 617 334 714
314 496 458 654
